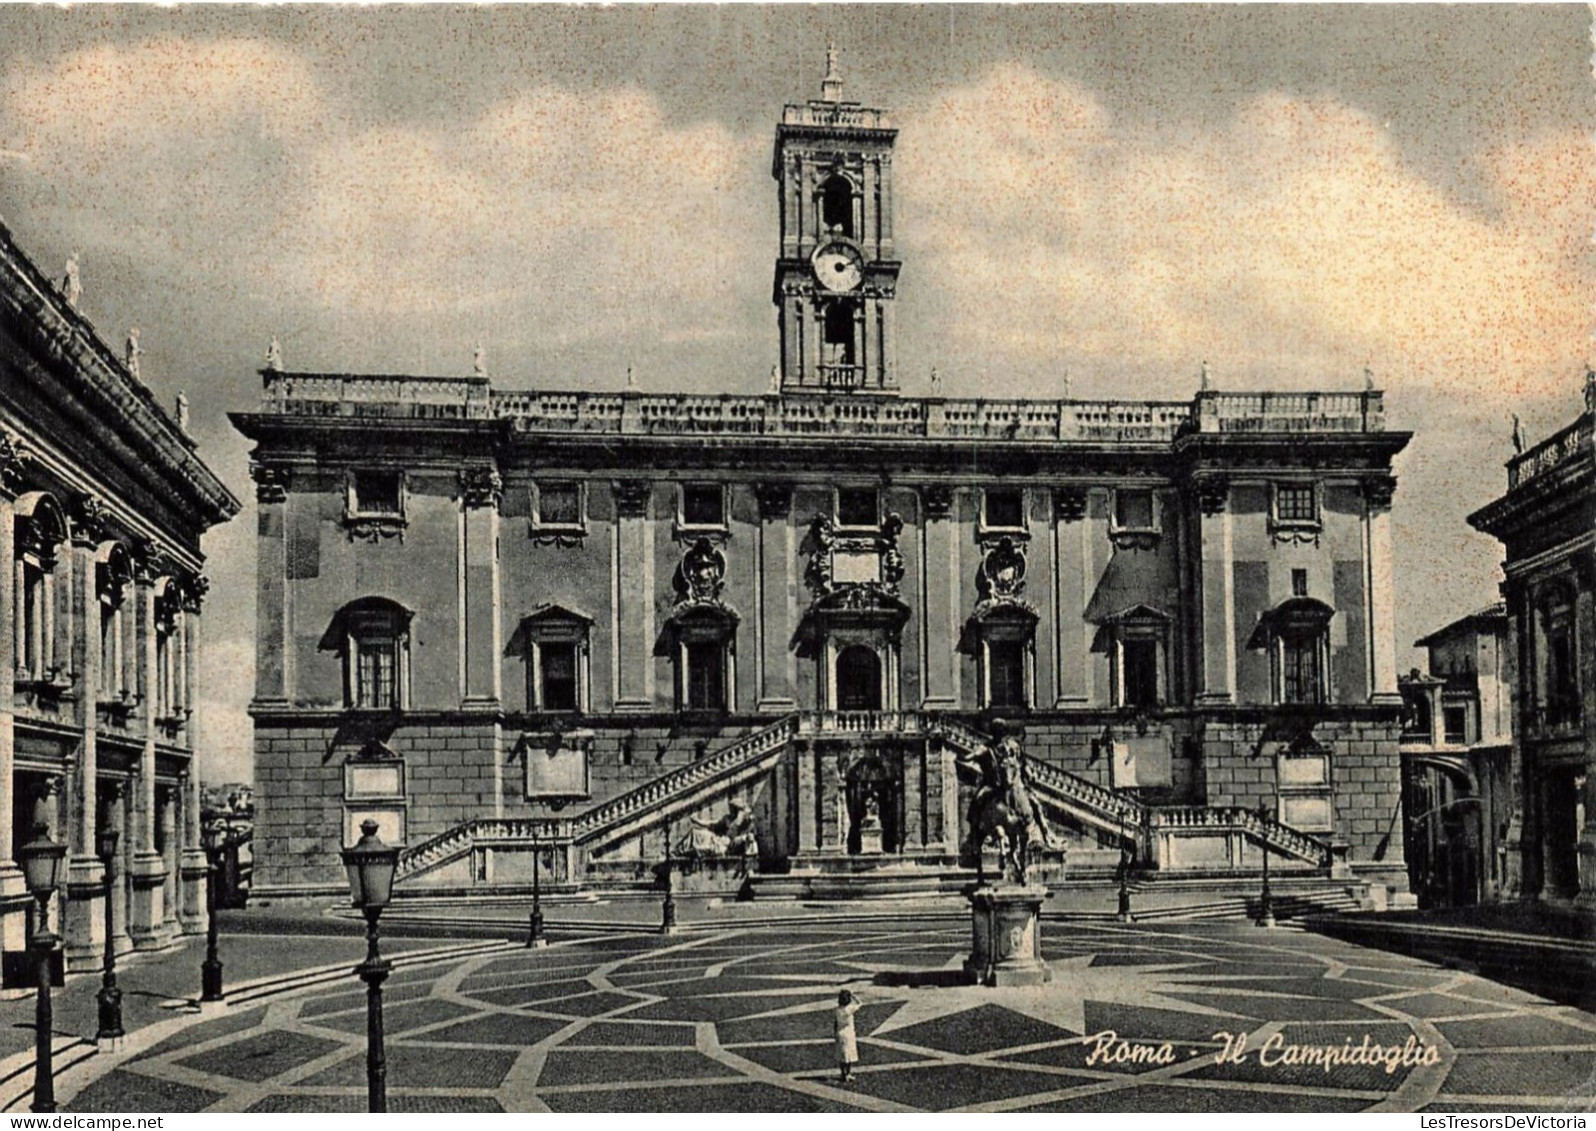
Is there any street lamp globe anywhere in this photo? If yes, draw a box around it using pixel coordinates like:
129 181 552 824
341 820 398 911
18 824 66 901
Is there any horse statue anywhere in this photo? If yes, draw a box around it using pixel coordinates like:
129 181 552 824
957 720 1053 884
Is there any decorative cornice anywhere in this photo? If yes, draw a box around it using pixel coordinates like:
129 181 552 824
755 482 792 520
0 430 28 497
1193 475 1229 517
182 574 210 614
612 480 651 518
1053 487 1087 524
70 491 111 545
921 484 954 521
1362 475 1397 512
249 459 289 504
458 466 503 509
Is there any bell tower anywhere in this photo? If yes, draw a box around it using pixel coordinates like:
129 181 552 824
773 45 901 394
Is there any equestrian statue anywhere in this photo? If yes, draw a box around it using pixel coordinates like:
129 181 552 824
956 719 1053 883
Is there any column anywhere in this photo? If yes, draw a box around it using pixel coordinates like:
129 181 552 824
460 468 503 708
128 559 169 949
105 785 131 958
1363 477 1401 703
63 512 105 971
755 484 796 712
1197 481 1236 704
158 787 178 931
612 481 654 711
178 578 207 935
920 486 958 709
1575 567 1596 903
250 462 289 704
0 453 23 956
1053 488 1089 706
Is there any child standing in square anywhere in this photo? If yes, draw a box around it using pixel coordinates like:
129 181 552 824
835 988 862 1084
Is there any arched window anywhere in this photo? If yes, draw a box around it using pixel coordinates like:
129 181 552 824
836 646 882 712
819 175 854 238
153 579 183 723
322 598 413 711
13 492 67 685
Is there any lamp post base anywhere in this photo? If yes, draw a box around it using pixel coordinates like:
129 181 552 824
96 982 124 1043
527 908 546 949
201 958 224 1002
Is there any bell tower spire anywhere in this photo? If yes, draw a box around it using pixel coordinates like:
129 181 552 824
772 49 901 394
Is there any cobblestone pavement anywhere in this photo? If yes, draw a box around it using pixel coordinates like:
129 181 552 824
44 922 1596 1113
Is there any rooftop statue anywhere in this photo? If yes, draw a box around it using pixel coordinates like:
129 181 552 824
265 337 283 371
61 253 81 309
175 390 190 433
124 327 141 379
474 342 487 377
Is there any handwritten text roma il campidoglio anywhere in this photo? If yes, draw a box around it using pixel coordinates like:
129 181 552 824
1085 1030 1444 1073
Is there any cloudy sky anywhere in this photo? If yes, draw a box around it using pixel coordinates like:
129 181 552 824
0 5 1589 783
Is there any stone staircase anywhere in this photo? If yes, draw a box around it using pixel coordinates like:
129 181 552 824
931 718 1330 868
396 714 801 883
397 711 1332 890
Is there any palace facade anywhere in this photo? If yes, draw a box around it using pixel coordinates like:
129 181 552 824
234 65 1413 905
1469 372 1596 902
0 221 240 978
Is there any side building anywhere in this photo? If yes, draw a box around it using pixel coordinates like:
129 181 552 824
0 222 240 977
1398 604 1514 907
1469 372 1596 902
232 65 1414 907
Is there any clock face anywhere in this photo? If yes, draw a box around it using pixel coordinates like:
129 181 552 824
813 242 864 293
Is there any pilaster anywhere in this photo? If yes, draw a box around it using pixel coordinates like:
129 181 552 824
0 456 25 949
612 481 654 711
63 508 105 971
1053 487 1090 706
1363 476 1401 704
755 483 796 712
1197 482 1236 704
251 460 290 704
919 486 958 709
460 467 503 708
129 556 169 950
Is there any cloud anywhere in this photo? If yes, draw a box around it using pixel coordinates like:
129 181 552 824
897 65 1594 401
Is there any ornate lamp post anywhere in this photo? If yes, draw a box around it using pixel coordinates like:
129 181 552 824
527 822 546 949
95 826 123 1043
1256 801 1276 929
660 822 678 935
342 819 398 1113
200 819 226 1002
18 823 67 1113
1116 838 1133 923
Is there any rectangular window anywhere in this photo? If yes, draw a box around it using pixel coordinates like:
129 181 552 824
1281 636 1322 705
1122 638 1159 708
681 484 726 528
1275 483 1318 524
836 487 878 529
1113 489 1155 531
540 642 579 712
1291 568 1309 598
537 483 582 527
685 641 725 711
983 488 1024 531
1443 705 1468 745
352 471 402 516
356 639 397 709
987 641 1027 708
1548 628 1578 726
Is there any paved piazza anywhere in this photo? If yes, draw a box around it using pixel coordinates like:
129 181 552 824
61 922 1596 1113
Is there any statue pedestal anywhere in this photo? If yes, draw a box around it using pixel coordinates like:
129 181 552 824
964 884 1051 987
